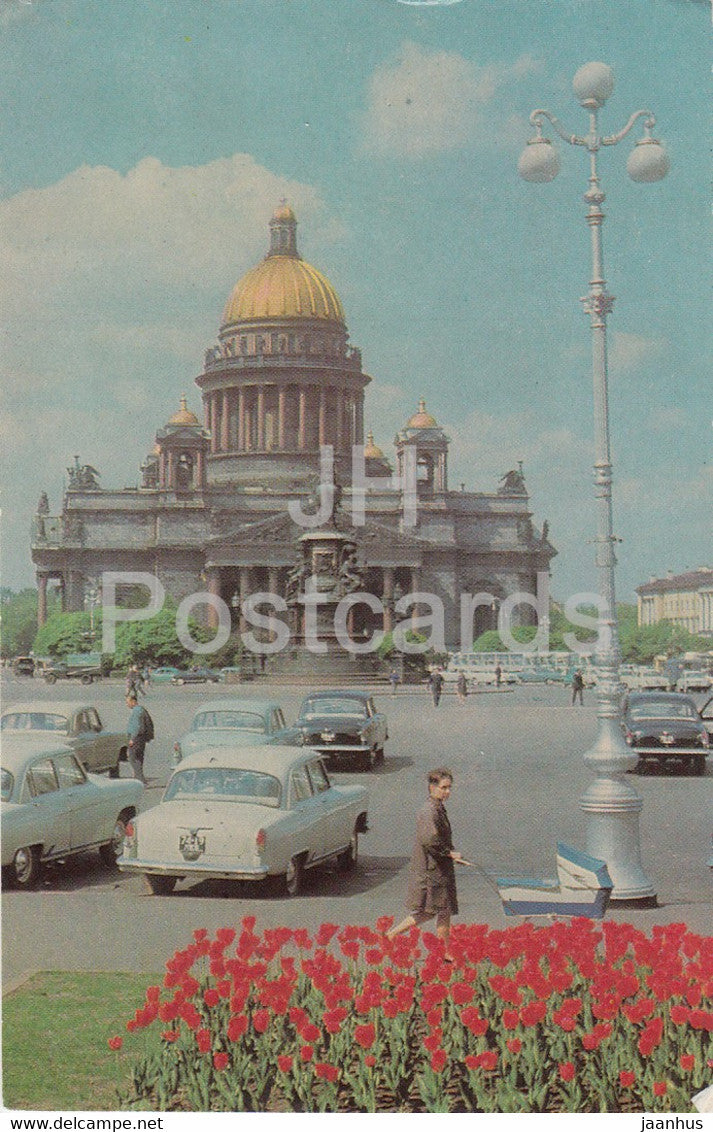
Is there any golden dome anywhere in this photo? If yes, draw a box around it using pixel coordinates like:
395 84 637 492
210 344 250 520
272 202 296 222
364 430 386 460
222 256 345 325
221 206 345 327
406 399 438 429
168 395 200 426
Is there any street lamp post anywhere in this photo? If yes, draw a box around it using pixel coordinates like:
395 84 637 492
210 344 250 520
519 63 668 904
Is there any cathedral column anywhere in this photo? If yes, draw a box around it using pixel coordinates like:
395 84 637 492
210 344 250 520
167 450 176 489
237 389 245 451
382 567 394 633
318 387 326 446
410 568 420 631
209 395 217 453
205 568 221 630
298 389 307 449
335 390 343 451
195 449 204 488
267 567 280 643
221 390 230 451
239 567 250 634
355 398 364 446
37 572 48 628
278 388 286 449
158 452 166 489
257 388 265 449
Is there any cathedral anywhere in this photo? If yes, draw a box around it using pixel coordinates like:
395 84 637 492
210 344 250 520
31 204 555 655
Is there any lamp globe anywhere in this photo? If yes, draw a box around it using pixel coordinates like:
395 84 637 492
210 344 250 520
627 137 670 182
573 62 615 108
518 138 561 183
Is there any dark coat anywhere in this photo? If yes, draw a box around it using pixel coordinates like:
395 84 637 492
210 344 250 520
406 796 458 915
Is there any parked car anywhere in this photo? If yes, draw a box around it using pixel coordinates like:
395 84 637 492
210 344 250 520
1 737 143 887
0 701 128 776
700 694 713 742
295 690 388 771
118 745 369 896
517 667 565 684
219 667 243 683
171 667 221 686
676 670 713 694
619 666 668 692
42 652 102 685
12 657 35 677
151 666 183 684
622 692 710 775
172 698 301 764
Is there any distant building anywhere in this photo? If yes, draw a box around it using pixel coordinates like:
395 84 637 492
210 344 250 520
636 568 713 638
31 205 556 653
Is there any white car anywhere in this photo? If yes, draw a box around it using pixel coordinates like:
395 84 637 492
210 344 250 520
1 701 127 775
119 745 369 896
1 737 144 888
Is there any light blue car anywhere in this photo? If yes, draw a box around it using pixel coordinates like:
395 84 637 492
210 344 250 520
172 698 301 765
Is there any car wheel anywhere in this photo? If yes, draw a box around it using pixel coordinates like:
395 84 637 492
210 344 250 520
337 829 359 873
12 846 41 888
145 874 177 896
375 746 385 765
176 678 185 685
693 754 706 777
284 855 305 897
80 674 93 685
108 763 120 779
45 673 57 685
99 817 128 866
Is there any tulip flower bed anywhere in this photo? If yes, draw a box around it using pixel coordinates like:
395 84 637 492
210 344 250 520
111 917 712 1113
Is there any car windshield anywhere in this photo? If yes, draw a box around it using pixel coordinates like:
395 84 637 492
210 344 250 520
629 701 697 721
1 769 14 801
0 712 68 732
191 711 266 732
164 767 281 807
301 698 367 718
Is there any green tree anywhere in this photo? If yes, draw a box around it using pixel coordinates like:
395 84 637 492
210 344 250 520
33 610 94 659
1 588 57 658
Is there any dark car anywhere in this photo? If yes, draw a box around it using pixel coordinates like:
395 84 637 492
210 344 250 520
296 690 388 772
622 691 710 776
12 657 35 677
171 667 221 686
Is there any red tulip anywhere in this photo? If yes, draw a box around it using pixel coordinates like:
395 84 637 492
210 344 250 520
196 1028 212 1053
213 1052 229 1071
315 1062 339 1082
277 1055 293 1073
354 1023 376 1049
559 1062 575 1082
108 1036 122 1051
653 1081 668 1097
300 1045 314 1062
680 1054 695 1072
430 1049 447 1073
619 1070 636 1088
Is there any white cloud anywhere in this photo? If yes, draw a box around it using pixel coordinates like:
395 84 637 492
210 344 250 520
608 331 667 375
360 42 542 158
0 154 339 370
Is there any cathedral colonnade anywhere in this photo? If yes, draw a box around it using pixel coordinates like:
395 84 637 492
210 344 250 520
204 381 363 456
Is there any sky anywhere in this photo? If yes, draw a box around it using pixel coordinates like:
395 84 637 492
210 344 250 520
0 0 710 604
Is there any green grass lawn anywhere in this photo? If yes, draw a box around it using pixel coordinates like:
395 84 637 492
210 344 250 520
3 971 159 1111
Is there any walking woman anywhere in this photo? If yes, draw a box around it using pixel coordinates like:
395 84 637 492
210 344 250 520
386 768 463 958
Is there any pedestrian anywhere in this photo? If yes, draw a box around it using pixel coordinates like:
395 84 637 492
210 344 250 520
389 668 400 696
142 664 152 691
386 768 463 960
456 671 468 703
494 663 502 687
125 693 154 783
571 668 585 706
429 667 444 707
